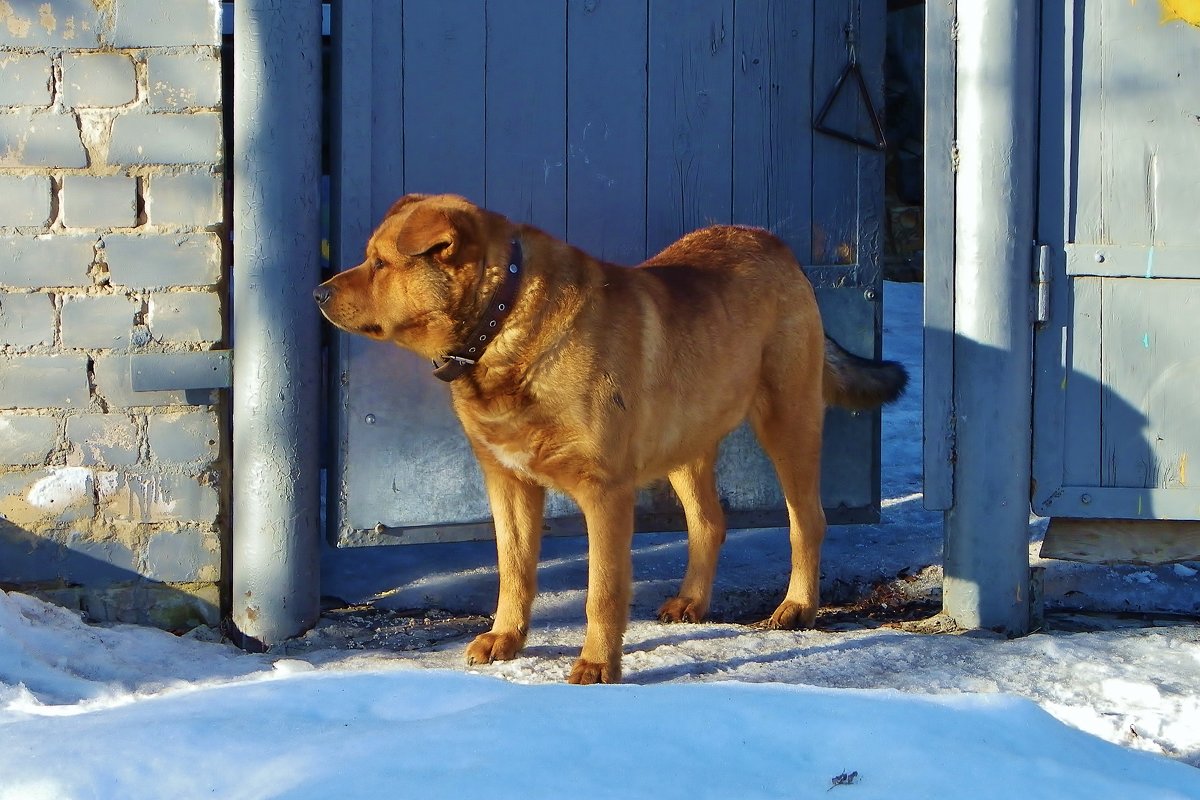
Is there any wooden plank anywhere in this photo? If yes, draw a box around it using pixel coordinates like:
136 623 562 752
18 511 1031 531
566 0 647 264
1101 279 1200 498
921 0 956 511
1041 518 1200 565
1062 276 1103 487
484 0 567 237
1066 244 1200 279
367 2 405 223
731 0 813 258
810 0 860 266
330 2 375 265
1035 486 1200 521
646 0 734 255
402 0 485 200
1088 0 1200 249
1072 0 1105 246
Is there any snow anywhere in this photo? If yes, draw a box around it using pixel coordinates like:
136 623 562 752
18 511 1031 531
1 281 1198 798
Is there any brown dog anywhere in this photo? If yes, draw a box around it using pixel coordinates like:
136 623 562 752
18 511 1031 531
314 194 906 684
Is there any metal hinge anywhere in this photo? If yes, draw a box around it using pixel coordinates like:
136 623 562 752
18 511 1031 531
1033 243 1051 325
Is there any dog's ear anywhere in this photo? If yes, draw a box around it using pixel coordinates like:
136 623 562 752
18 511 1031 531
393 203 480 267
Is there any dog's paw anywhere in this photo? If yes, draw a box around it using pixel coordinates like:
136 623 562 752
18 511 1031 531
465 631 523 666
567 658 621 685
657 596 708 624
764 600 817 630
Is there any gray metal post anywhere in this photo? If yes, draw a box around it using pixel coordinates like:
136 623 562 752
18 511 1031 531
231 1 323 649
942 0 1037 634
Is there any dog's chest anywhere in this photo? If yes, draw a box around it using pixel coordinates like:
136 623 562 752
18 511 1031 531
481 437 535 477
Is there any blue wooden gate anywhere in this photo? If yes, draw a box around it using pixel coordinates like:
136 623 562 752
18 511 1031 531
1032 0 1200 533
327 0 887 547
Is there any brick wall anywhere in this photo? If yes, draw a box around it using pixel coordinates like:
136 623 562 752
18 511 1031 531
0 0 227 629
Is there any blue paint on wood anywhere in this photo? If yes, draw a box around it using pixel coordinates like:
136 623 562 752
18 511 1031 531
402 0 486 199
566 0 648 264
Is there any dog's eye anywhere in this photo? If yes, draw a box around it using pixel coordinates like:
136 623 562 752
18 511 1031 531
372 258 385 271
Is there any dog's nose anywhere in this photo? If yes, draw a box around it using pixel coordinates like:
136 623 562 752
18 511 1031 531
313 285 332 305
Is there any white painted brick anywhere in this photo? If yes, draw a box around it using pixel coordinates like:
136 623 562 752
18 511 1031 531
0 354 89 409
0 54 53 107
148 291 221 342
148 410 219 464
63 175 138 229
0 292 54 347
0 176 53 227
109 0 221 47
0 111 88 168
0 234 96 288
147 52 220 110
61 294 139 349
62 52 137 108
102 233 221 288
148 171 221 226
0 414 58 465
67 413 140 466
108 113 222 166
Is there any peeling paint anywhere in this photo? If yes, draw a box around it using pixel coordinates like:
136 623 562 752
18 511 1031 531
0 1 33 38
37 2 54 35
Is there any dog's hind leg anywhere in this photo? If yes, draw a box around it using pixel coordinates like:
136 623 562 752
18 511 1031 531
465 461 546 666
749 356 827 630
658 448 725 624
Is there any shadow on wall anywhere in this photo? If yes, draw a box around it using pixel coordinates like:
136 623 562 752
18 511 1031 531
0 519 217 631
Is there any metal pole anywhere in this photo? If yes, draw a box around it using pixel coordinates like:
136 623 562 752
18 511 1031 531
231 0 323 649
943 0 1037 634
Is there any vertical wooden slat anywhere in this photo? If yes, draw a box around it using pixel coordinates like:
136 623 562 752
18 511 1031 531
810 0 859 266
566 0 648 264
402 0 486 200
731 0 813 258
646 0 734 256
332 2 376 266
484 0 567 237
368 2 405 223
1062 276 1103 487
922 0 957 511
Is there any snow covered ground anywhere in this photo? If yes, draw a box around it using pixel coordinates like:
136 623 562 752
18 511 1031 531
1 281 1198 798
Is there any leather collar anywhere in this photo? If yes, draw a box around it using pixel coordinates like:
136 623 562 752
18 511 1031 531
432 237 523 382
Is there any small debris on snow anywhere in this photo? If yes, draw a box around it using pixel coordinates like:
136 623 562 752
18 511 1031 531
828 770 860 790
1123 571 1158 585
1172 563 1198 579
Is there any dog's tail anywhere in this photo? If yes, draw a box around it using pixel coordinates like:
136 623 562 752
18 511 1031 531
822 336 908 410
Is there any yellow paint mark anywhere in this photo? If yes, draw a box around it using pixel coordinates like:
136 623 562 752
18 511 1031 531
37 2 54 34
1138 496 1144 515
1161 0 1200 26
1181 453 1189 486
1060 377 1068 391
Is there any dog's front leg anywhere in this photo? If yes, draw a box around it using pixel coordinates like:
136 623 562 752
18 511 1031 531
465 461 545 667
569 482 636 684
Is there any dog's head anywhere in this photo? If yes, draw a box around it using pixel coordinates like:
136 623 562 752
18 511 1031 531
314 194 509 359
